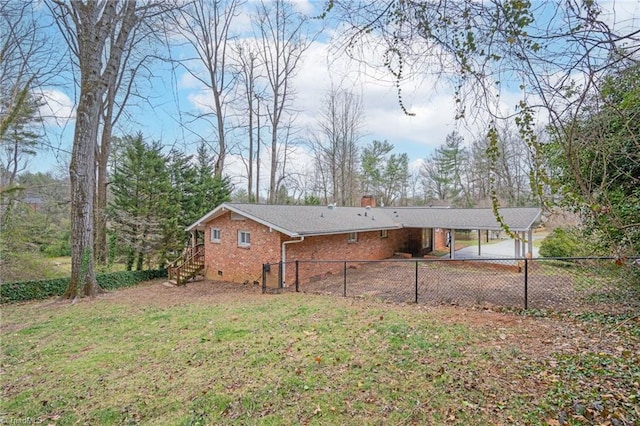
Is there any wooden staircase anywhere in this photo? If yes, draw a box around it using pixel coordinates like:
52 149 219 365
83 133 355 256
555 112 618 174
168 244 205 285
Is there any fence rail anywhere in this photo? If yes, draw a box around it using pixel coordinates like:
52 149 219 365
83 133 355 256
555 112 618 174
262 257 639 313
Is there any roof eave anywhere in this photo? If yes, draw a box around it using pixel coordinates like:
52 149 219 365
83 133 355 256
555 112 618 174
185 204 229 232
522 208 543 232
297 225 402 237
187 203 300 237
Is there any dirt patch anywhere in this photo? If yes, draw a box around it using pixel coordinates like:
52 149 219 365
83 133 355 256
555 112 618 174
297 260 638 314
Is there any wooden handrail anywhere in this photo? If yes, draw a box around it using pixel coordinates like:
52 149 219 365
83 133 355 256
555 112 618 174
168 244 204 285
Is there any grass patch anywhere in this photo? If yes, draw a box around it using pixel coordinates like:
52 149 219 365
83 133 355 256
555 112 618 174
1 287 638 425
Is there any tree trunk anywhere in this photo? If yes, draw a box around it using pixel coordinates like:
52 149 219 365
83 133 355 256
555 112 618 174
269 127 277 204
64 83 101 299
95 112 113 265
52 0 140 299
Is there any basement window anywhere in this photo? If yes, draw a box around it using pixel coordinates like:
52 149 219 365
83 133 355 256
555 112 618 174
238 230 251 247
348 232 358 243
210 228 221 243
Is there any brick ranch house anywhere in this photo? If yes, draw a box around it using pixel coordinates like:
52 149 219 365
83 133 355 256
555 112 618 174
181 200 542 288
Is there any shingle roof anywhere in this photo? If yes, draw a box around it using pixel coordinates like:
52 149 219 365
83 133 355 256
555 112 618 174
187 203 541 236
187 203 401 236
387 207 542 232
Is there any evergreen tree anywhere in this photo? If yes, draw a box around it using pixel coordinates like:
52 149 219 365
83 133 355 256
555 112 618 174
109 133 176 270
161 148 196 265
421 132 470 206
361 140 409 206
192 142 231 220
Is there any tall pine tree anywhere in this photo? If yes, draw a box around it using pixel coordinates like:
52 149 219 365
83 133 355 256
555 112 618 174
109 133 176 270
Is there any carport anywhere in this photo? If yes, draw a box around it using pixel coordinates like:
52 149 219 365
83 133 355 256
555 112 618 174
388 207 542 259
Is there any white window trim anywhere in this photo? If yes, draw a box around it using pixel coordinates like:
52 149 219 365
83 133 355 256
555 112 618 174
380 229 388 239
210 227 221 243
238 230 251 247
348 232 358 243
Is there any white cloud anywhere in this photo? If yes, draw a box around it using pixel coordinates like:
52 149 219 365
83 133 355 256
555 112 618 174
186 89 215 113
178 71 204 90
38 89 75 126
291 0 316 15
599 0 640 33
291 39 470 160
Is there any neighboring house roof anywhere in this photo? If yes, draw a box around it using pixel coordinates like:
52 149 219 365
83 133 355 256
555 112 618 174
187 203 542 236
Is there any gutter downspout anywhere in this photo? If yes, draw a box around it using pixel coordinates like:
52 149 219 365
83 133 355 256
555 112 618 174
281 236 305 288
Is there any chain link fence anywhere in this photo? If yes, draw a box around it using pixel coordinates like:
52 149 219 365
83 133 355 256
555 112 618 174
262 257 640 313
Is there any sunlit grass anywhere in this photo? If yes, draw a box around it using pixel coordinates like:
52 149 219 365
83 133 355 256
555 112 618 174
1 288 638 425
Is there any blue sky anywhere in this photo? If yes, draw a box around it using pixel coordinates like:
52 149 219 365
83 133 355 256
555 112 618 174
32 0 640 191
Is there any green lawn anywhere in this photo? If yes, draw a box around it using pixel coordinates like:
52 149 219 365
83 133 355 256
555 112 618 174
1 282 638 425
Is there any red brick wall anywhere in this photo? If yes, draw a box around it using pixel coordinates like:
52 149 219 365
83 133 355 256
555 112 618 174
283 228 410 285
202 211 444 286
433 228 448 251
203 211 281 284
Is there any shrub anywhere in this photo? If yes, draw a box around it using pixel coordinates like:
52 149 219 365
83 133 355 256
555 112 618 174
0 269 167 304
41 235 72 257
539 227 582 257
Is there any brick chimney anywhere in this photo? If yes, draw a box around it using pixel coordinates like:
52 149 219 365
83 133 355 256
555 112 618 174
360 195 376 208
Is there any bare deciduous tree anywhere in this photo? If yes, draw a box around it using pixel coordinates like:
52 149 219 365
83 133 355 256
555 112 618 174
310 88 363 206
170 0 244 178
95 10 167 265
48 0 166 298
333 0 640 235
254 0 317 204
234 40 263 201
0 1 59 187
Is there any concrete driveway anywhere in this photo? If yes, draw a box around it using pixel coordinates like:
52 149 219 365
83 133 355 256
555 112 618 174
452 234 542 260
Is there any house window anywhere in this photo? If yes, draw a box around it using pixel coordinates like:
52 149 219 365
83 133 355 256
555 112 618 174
348 232 358 243
238 230 251 247
210 228 221 243
380 229 388 239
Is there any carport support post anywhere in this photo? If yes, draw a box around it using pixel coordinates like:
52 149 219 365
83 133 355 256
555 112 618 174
477 229 481 256
527 229 533 256
449 230 456 259
524 258 529 309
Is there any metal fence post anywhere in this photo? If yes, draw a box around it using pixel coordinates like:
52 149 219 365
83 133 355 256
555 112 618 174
278 261 283 289
524 258 528 310
343 261 347 297
295 260 299 292
262 264 267 294
415 261 419 304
